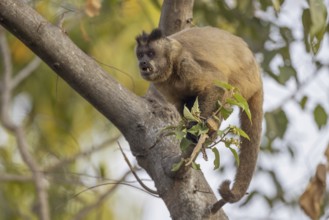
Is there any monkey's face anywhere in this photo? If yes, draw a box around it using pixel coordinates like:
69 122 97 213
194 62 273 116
135 40 172 83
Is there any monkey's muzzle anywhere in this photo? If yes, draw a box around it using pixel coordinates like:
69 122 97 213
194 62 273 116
139 62 153 77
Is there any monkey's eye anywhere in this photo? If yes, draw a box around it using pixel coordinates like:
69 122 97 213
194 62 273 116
137 52 143 58
147 50 155 58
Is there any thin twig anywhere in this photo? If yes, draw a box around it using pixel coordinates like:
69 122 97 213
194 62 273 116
208 128 232 148
11 124 50 220
0 173 32 182
72 170 130 220
11 56 42 89
117 141 158 195
0 28 13 129
70 174 159 220
63 175 159 206
45 135 120 172
92 57 136 91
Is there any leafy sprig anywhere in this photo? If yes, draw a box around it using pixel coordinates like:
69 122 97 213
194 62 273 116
167 82 252 171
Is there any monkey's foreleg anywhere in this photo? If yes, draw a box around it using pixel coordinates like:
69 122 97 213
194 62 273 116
198 86 225 140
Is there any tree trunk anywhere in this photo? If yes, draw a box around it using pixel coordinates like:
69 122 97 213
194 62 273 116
0 0 228 219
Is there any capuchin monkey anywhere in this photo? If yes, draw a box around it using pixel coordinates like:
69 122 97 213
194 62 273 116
135 27 263 212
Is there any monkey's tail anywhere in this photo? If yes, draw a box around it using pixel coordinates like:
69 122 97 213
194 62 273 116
211 88 263 213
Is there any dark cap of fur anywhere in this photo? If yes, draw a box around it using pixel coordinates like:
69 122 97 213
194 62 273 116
136 28 164 45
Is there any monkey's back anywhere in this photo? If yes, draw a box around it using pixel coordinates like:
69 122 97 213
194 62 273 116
169 26 261 99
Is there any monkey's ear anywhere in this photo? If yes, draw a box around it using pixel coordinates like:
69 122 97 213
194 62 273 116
148 28 164 42
135 29 164 45
136 31 148 45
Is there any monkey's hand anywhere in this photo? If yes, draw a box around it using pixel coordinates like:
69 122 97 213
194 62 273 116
205 116 220 141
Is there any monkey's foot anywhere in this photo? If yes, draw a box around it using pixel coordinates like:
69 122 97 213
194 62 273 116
205 116 220 141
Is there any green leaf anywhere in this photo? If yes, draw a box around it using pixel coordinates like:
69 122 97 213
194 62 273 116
233 93 247 104
180 138 194 152
191 97 200 117
191 162 201 170
272 0 284 12
278 66 297 85
233 93 252 121
279 47 291 62
217 129 224 137
302 9 312 52
187 124 200 136
299 96 308 110
171 159 184 172
279 27 294 43
183 106 198 122
309 0 328 54
99 163 107 178
227 146 240 166
187 123 209 136
227 94 251 122
234 127 250 140
220 106 234 120
272 0 280 12
265 109 288 139
174 127 186 140
214 80 233 90
212 147 220 170
309 0 327 37
313 104 328 129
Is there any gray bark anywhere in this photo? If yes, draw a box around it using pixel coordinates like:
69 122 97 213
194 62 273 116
0 0 228 219
159 0 195 36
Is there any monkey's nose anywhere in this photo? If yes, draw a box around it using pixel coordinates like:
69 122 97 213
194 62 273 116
139 62 150 71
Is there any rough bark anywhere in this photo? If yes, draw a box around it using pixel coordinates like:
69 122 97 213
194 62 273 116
0 0 227 219
159 0 194 36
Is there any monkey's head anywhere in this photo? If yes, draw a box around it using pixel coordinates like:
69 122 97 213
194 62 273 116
135 29 181 83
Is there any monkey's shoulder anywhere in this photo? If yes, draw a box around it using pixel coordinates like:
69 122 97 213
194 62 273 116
170 27 247 50
170 27 255 78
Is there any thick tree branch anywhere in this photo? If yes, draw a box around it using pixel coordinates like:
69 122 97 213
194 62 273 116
159 0 195 35
0 0 228 219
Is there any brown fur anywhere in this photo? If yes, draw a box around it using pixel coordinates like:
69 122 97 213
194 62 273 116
136 27 263 211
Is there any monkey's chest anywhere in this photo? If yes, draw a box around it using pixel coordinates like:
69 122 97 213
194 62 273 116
157 80 201 103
